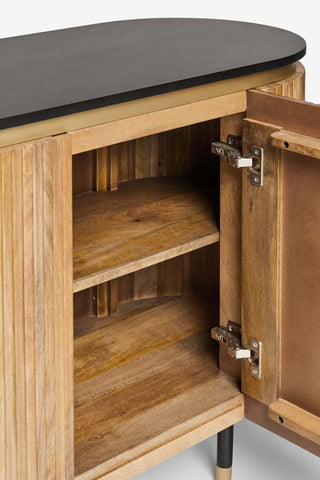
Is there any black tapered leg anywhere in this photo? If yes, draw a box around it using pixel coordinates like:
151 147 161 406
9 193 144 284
216 425 234 480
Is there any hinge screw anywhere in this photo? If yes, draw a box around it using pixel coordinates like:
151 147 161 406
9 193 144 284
252 369 258 376
254 149 260 156
253 176 260 184
252 341 258 349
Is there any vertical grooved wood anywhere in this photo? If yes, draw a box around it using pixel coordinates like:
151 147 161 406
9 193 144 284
72 151 95 194
150 135 159 177
108 145 119 191
256 62 305 100
0 136 73 479
134 266 158 300
96 283 109 317
33 142 49 479
3 148 17 479
135 138 151 179
0 139 5 480
159 130 175 177
94 147 110 317
189 244 219 303
95 147 108 191
23 145 38 480
118 140 136 183
157 257 184 297
117 275 135 306
12 147 27 478
108 279 119 315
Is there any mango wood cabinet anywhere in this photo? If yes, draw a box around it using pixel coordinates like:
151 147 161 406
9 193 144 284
0 18 319 480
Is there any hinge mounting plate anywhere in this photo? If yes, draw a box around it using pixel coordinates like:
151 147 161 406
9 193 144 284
212 321 262 379
211 134 264 186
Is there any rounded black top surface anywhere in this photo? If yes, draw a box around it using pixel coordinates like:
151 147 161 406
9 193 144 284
0 18 306 129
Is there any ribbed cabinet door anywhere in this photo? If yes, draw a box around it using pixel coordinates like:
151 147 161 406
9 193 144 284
0 135 73 480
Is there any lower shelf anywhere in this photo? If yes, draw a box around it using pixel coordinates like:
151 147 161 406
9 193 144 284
74 296 243 480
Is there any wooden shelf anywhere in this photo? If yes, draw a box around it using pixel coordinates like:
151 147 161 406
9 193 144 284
73 177 219 292
74 296 243 479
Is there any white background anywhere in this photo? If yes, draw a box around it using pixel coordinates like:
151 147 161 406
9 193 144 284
2 1 319 478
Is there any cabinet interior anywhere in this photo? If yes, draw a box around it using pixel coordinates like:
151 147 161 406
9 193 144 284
72 118 241 478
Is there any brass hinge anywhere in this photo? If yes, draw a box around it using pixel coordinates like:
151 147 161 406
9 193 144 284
212 321 262 379
211 134 264 186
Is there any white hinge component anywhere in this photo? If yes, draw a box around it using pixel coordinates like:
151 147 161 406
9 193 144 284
212 321 262 379
211 134 264 186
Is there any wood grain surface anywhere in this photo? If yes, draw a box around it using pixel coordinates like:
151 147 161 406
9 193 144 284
280 151 320 417
74 296 243 479
256 62 305 100
245 396 320 457
241 119 282 404
269 399 320 445
244 63 320 451
73 177 219 292
219 112 245 381
243 62 305 408
271 130 320 159
71 92 245 154
0 136 74 479
73 119 220 190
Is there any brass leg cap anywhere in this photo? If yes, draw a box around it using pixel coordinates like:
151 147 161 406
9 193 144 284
216 465 232 480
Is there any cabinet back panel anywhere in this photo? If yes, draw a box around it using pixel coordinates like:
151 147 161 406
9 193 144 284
73 244 219 338
72 151 95 194
72 119 220 194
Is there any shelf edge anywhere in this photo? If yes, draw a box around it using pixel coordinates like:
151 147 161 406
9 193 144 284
73 231 219 293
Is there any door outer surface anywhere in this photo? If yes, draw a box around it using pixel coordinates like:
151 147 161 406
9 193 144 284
0 135 74 479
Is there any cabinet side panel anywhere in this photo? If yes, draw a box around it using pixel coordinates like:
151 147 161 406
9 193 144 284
219 112 244 381
0 136 73 480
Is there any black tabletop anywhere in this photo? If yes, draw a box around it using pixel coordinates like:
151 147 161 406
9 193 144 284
0 18 306 129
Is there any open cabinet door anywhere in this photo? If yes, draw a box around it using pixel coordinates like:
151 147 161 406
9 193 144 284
242 90 320 455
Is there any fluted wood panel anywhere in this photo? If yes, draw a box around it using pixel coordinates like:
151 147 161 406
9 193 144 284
256 62 305 100
73 119 220 194
0 136 73 480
